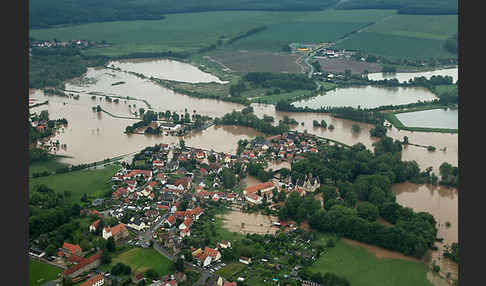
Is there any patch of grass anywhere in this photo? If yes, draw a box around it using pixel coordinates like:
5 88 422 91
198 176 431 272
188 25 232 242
309 239 434 286
215 262 247 280
29 259 63 286
250 89 316 104
111 248 173 276
29 158 69 177
29 164 121 203
433 84 457 95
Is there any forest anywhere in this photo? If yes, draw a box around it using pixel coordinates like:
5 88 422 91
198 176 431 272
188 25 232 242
29 0 338 28
337 0 457 15
214 110 290 135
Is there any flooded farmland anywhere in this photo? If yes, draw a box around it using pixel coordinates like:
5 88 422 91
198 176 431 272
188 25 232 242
395 108 458 129
367 67 458 84
108 58 227 83
218 210 278 235
292 85 437 109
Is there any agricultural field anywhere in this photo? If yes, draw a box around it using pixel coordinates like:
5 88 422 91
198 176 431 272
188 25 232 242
29 259 62 286
28 164 121 203
336 14 458 59
204 50 303 74
314 57 383 74
308 236 436 286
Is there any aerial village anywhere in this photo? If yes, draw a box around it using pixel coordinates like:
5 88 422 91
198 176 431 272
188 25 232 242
29 131 334 286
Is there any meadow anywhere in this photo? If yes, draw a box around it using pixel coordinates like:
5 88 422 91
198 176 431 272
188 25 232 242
29 259 62 286
28 164 121 203
109 248 173 276
309 236 435 286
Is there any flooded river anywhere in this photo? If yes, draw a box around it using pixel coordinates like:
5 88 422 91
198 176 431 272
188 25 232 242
292 86 437 109
393 182 458 281
368 67 458 84
31 60 457 175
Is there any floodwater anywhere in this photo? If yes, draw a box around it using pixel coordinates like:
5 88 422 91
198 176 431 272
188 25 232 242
367 67 458 84
292 86 437 109
395 109 458 129
242 175 263 187
31 60 457 175
108 58 227 83
218 210 278 235
393 182 458 281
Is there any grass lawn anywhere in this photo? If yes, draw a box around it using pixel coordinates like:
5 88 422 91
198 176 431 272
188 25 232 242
28 157 70 177
249 89 315 104
309 237 434 286
110 248 173 276
433 84 457 95
29 163 121 203
29 259 63 286
336 14 457 59
215 262 247 280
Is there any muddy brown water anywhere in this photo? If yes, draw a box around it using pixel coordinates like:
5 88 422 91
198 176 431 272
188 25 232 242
367 67 458 84
392 182 458 281
218 210 278 235
31 61 457 176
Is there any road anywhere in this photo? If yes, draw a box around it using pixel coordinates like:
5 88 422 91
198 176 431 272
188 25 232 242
136 213 213 285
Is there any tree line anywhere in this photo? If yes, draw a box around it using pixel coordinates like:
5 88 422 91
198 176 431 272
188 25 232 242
214 110 290 135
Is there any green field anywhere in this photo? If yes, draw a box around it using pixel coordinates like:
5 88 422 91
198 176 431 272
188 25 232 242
336 14 458 59
28 158 70 177
110 248 173 276
29 259 62 286
309 237 434 286
29 164 121 203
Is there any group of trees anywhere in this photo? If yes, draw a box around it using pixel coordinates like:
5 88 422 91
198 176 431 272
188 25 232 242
247 162 273 182
243 72 316 91
443 242 459 263
226 26 268 45
284 137 439 258
439 162 458 187
214 110 290 135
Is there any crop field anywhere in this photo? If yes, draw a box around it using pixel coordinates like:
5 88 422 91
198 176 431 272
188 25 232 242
28 164 121 203
29 259 62 286
336 14 458 59
31 9 396 57
315 57 383 74
309 236 435 286
205 50 303 74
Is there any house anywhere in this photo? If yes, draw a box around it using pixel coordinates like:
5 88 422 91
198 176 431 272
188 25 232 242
80 274 104 286
186 206 204 221
244 181 276 197
193 247 221 267
180 228 191 238
223 282 237 286
239 257 251 265
61 242 82 257
245 193 262 205
179 217 193 230
166 215 177 227
89 219 101 232
127 217 148 231
102 223 129 241
219 240 231 249
63 251 102 278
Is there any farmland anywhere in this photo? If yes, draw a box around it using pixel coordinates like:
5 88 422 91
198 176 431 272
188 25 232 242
335 14 458 59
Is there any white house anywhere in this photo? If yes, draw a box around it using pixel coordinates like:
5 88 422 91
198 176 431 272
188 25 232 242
239 257 251 265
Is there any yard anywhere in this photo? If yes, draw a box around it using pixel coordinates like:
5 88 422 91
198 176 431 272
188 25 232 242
108 247 173 277
28 163 122 203
29 259 63 286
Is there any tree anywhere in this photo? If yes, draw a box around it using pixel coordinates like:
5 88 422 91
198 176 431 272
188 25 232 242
174 258 185 272
320 120 327 128
106 237 116 252
101 251 111 265
45 244 57 257
221 167 236 188
328 124 335 130
179 139 185 150
81 193 88 202
313 120 320 127
145 269 159 281
351 124 361 133
357 202 379 222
